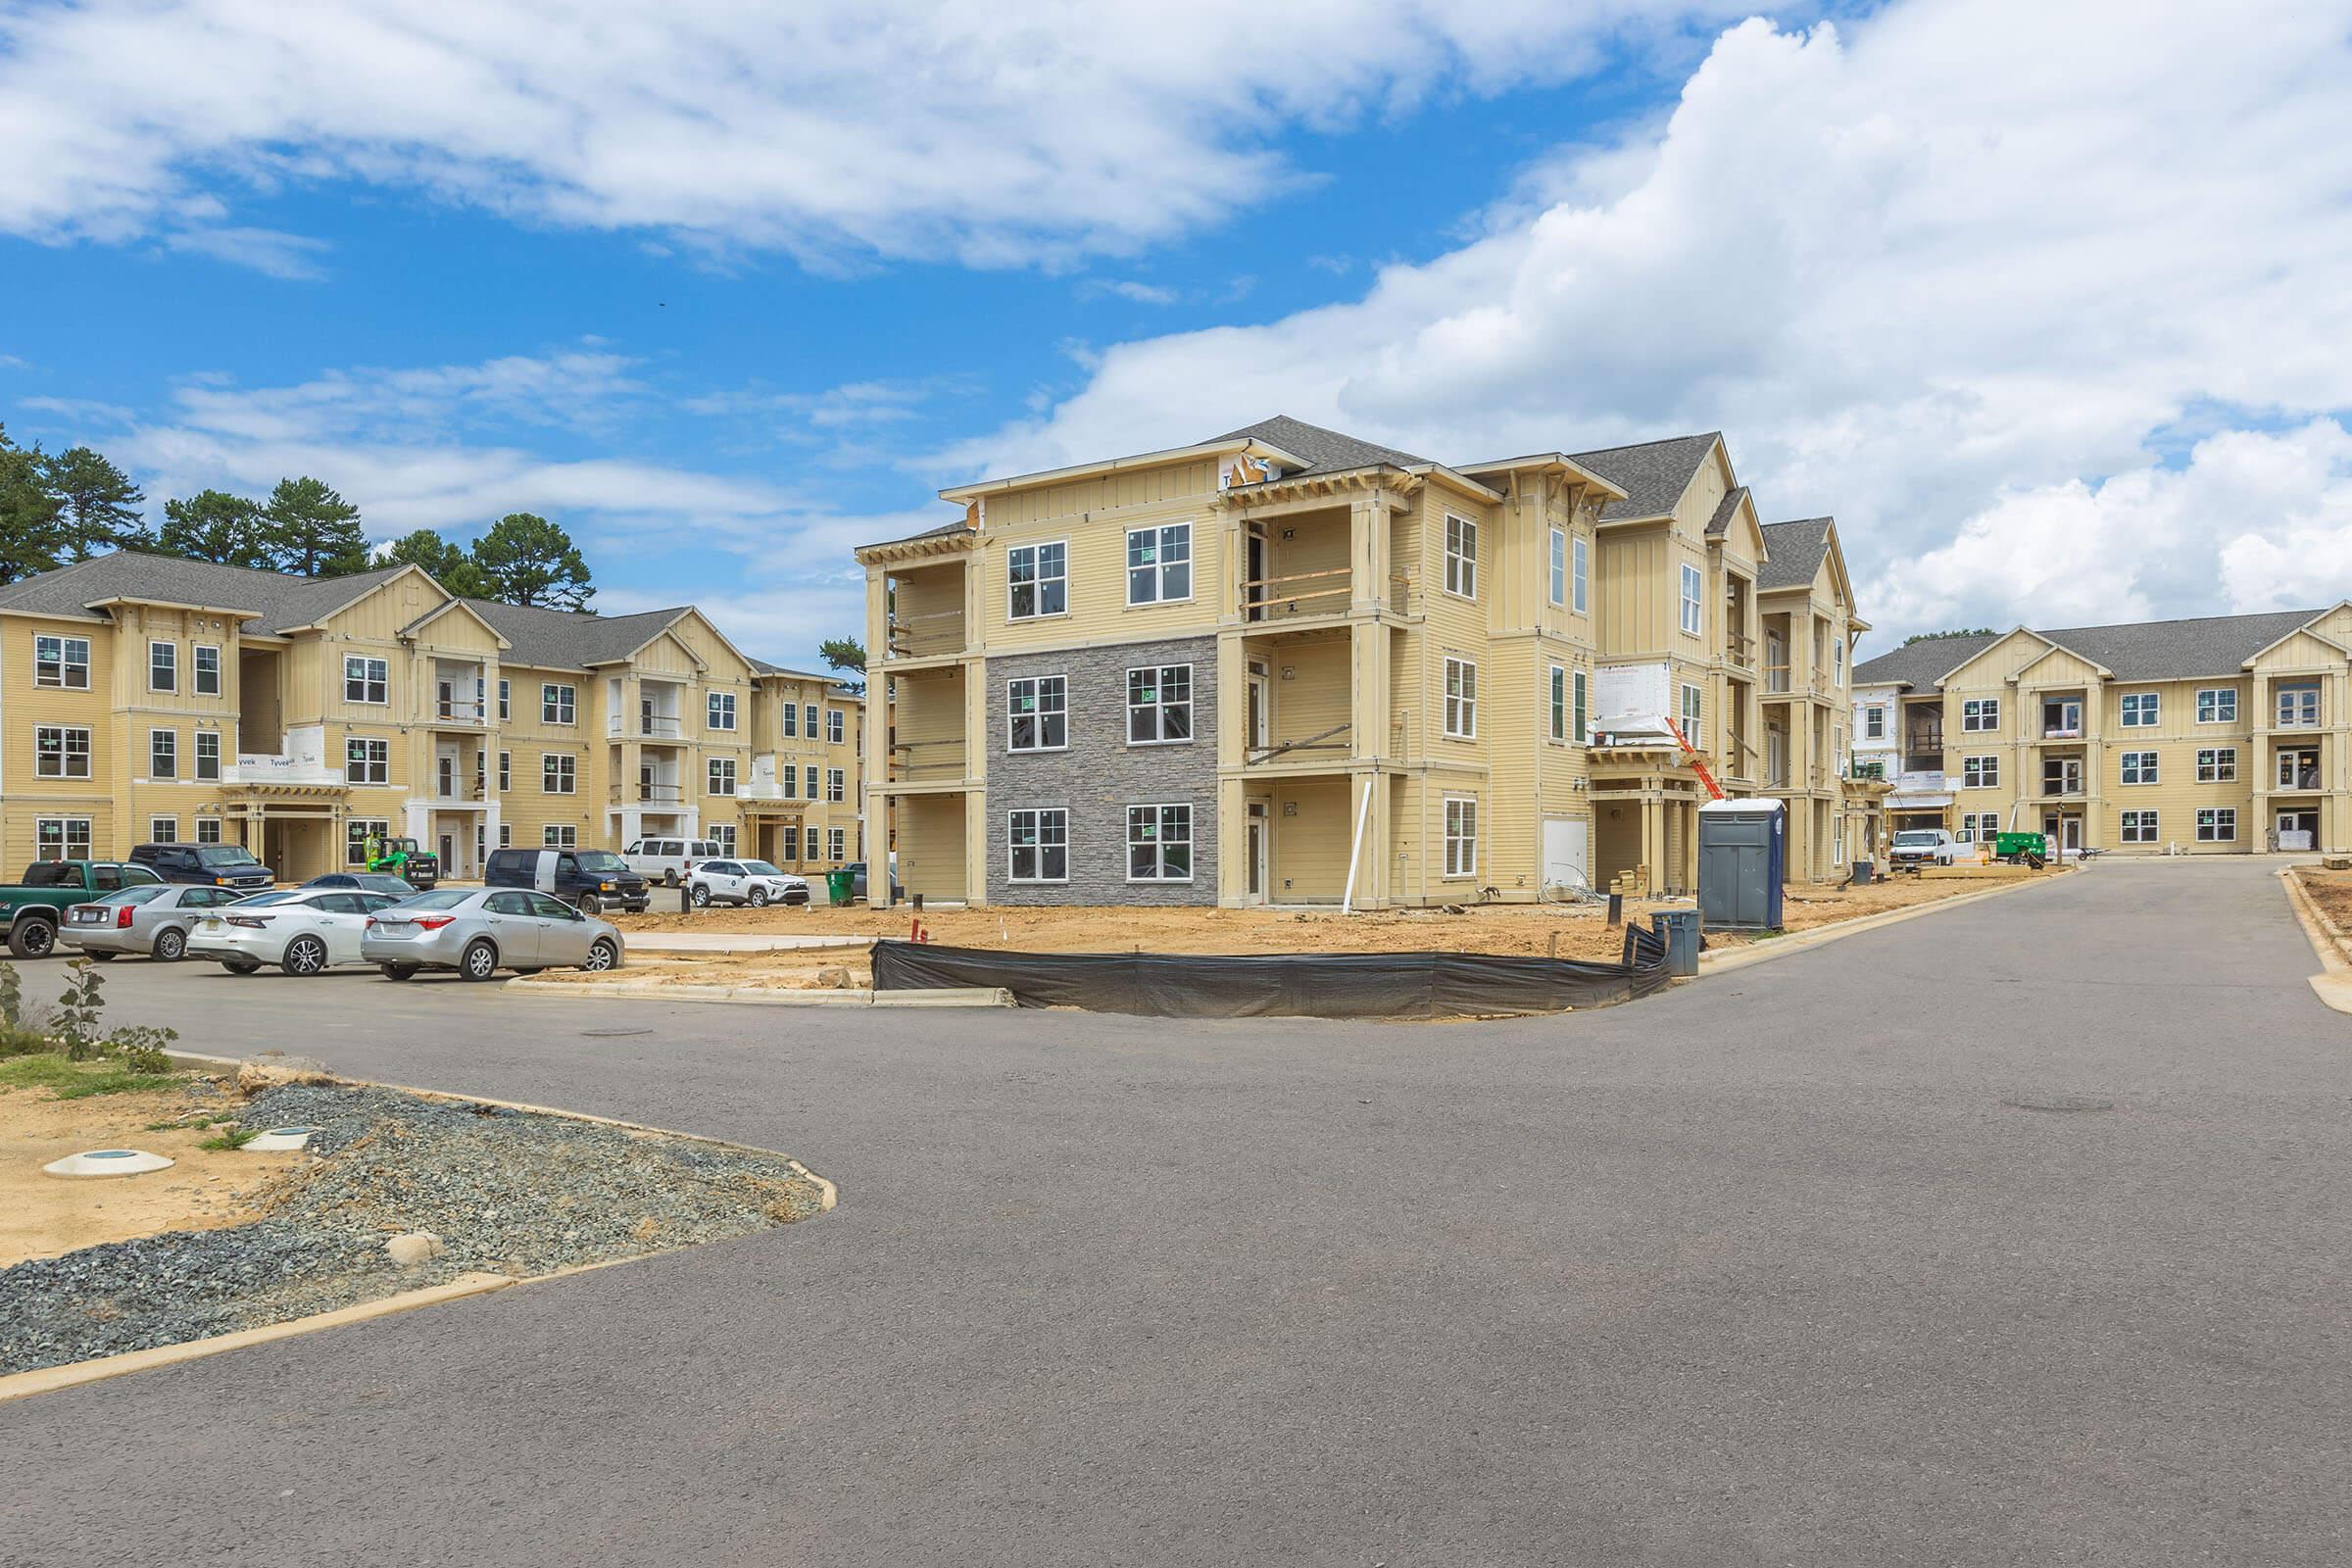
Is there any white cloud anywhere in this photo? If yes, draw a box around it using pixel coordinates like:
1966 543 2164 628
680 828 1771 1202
1079 279 1183 306
944 2 2352 647
161 225 331 280
0 0 1752 269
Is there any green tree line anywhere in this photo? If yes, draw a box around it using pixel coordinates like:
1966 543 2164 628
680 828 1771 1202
0 423 594 611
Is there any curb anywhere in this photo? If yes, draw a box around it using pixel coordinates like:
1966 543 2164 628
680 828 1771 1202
502 978 1014 1008
2275 867 2352 1014
1696 865 2079 977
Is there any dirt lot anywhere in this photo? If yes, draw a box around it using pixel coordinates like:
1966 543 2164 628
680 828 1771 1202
2293 866 2352 933
587 873 2012 993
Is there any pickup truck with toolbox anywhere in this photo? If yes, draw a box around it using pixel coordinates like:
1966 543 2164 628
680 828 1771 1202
0 860 166 957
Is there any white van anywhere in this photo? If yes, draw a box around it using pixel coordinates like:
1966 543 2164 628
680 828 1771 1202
623 837 721 886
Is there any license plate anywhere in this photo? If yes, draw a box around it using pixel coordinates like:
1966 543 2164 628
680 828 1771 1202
73 907 105 923
198 916 220 929
374 925 417 940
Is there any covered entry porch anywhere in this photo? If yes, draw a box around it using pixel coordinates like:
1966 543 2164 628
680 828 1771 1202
1587 749 1709 897
213 784 346 883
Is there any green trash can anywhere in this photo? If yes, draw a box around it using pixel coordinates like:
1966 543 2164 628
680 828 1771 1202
825 869 856 906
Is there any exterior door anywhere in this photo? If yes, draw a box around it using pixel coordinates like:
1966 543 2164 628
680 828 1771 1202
439 833 455 871
438 754 456 798
1245 529 1265 620
1249 672 1270 750
437 679 455 718
1247 806 1268 902
1542 817 1590 895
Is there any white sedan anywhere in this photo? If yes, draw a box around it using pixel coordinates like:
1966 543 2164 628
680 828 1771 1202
187 887 405 976
686 858 810 908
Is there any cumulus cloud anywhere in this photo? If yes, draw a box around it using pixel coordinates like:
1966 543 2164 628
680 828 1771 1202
0 0 1744 270
945 1 2352 648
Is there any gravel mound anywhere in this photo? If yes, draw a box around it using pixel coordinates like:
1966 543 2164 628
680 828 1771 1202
2 1082 824 1376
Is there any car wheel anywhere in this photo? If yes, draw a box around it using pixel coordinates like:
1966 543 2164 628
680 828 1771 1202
379 963 418 981
153 926 187 962
578 894 602 916
690 884 710 908
583 938 619 973
85 950 117 961
460 938 499 982
748 887 769 907
8 918 57 959
663 869 678 887
223 959 261 975
281 935 328 976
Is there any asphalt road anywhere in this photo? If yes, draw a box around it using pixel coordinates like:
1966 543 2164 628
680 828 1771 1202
6 859 2348 1566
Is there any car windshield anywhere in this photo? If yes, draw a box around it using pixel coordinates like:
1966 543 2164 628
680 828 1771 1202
391 890 475 911
740 860 785 877
1892 832 1938 846
196 847 262 867
572 851 628 874
101 886 172 906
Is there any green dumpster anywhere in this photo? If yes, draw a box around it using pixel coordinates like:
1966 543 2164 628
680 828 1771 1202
825 869 856 906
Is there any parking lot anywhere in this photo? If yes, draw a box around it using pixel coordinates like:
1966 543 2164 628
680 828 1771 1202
7 857 2350 1566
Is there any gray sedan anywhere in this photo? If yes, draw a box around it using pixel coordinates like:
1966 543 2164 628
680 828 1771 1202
61 883 252 962
361 887 623 983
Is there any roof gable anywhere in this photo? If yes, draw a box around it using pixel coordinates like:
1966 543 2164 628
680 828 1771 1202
1210 415 1427 476
1757 517 1835 593
1566 433 1722 522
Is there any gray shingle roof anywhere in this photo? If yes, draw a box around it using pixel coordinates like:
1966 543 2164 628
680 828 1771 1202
0 552 410 634
1757 517 1833 591
464 599 690 670
1704 485 1750 538
858 517 972 552
1567 433 1722 521
1211 416 1427 475
1854 608 2328 688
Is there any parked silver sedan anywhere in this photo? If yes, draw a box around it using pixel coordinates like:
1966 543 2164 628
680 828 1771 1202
61 883 253 962
361 887 624 983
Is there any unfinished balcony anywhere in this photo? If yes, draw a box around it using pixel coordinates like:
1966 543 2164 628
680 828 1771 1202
1232 504 1411 627
427 661 490 728
1238 631 1361 776
882 557 973 668
885 662 973 792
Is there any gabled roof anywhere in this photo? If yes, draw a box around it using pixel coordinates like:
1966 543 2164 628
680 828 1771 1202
1757 517 1833 591
1566 433 1722 522
1853 633 2005 690
1704 485 1750 538
0 552 410 634
466 599 698 672
1209 416 1428 476
1855 607 2329 689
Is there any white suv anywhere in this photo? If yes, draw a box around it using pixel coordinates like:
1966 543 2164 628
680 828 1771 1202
623 837 721 887
687 859 810 908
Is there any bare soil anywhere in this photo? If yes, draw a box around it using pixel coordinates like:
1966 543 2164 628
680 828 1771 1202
1 1072 306 1268
579 875 1994 993
2294 866 2352 933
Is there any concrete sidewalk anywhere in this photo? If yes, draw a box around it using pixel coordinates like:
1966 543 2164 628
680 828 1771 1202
620 931 868 955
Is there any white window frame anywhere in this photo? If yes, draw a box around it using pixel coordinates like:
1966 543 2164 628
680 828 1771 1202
498 678 511 720
1680 683 1703 752
1444 796 1479 880
148 639 176 693
193 643 221 696
344 655 389 706
1864 705 1886 740
2196 808 2236 843
707 691 737 731
1571 536 1589 614
542 753 577 795
805 764 819 799
34 725 91 779
346 818 391 866
711 824 737 857
36 817 93 860
1006 541 1069 620
708 757 737 796
498 751 513 792
1443 658 1477 740
1126 803 1194 882
828 827 847 862
1547 664 1567 742
543 824 577 848
33 634 91 689
1007 808 1069 883
780 702 799 739
1547 528 1566 607
2120 750 2159 786
826 767 846 803
1126 663 1194 745
195 731 220 781
196 818 222 845
1573 668 1589 744
1444 514 1479 600
1961 698 2000 733
498 823 512 849
2195 687 2237 725
148 727 176 779
1961 754 1999 789
2121 691 2159 728
2196 747 2236 784
541 683 576 725
345 736 390 785
1007 675 1068 753
1678 564 1702 637
2277 683 2321 727
827 708 845 744
2121 809 2159 845
1125 522 1193 607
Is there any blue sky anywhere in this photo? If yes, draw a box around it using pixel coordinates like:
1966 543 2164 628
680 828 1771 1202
4 0 2351 666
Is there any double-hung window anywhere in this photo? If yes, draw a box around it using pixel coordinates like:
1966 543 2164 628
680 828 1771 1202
544 824 577 848
805 764 819 799
804 704 819 739
827 709 845 744
1126 523 1192 606
2196 808 2236 843
149 640 176 693
2121 810 2158 844
37 818 93 860
542 683 576 725
1127 804 1192 881
1571 536 1589 614
1007 808 1068 882
1680 684 1703 751
1962 755 1998 789
149 728 176 779
708 692 737 731
708 758 737 796
1443 658 1477 739
2278 683 2321 727
195 732 220 781
1572 669 1589 743
2195 687 2237 724
498 679 511 720
780 701 799 739
1678 564 1702 636
2121 750 2158 785
1008 675 1067 751
194 644 220 696
1547 529 1566 607
1961 698 1999 732
345 738 389 785
1127 664 1193 744
828 827 847 861
826 768 845 803
1444 798 1478 879
33 634 90 689
498 751 513 792
149 816 176 843
2195 747 2235 783
197 819 222 845
346 819 390 866
542 754 576 794
1548 665 1568 742
35 726 91 778
1864 705 1886 740
344 656 388 705
780 765 799 800
1444 515 1478 599
1007 542 1068 619
2121 692 2159 727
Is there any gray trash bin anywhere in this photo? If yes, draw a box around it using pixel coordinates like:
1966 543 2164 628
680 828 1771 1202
1654 906 1702 977
1851 859 1875 886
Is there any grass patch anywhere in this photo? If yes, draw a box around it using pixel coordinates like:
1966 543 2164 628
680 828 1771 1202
0 1053 184 1100
200 1126 260 1151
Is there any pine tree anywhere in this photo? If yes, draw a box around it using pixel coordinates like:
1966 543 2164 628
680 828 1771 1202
44 446 151 560
0 424 68 585
383 527 491 599
471 513 594 611
264 476 369 576
158 490 271 567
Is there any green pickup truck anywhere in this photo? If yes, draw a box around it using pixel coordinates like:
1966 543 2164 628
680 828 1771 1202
0 860 165 958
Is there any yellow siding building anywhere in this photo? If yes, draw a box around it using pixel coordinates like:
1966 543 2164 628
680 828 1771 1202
0 554 862 880
857 416 1869 907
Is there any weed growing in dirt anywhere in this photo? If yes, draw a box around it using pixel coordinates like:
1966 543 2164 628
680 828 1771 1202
0 1054 181 1099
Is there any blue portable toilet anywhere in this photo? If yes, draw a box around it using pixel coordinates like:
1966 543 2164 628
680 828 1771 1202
1697 799 1786 931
